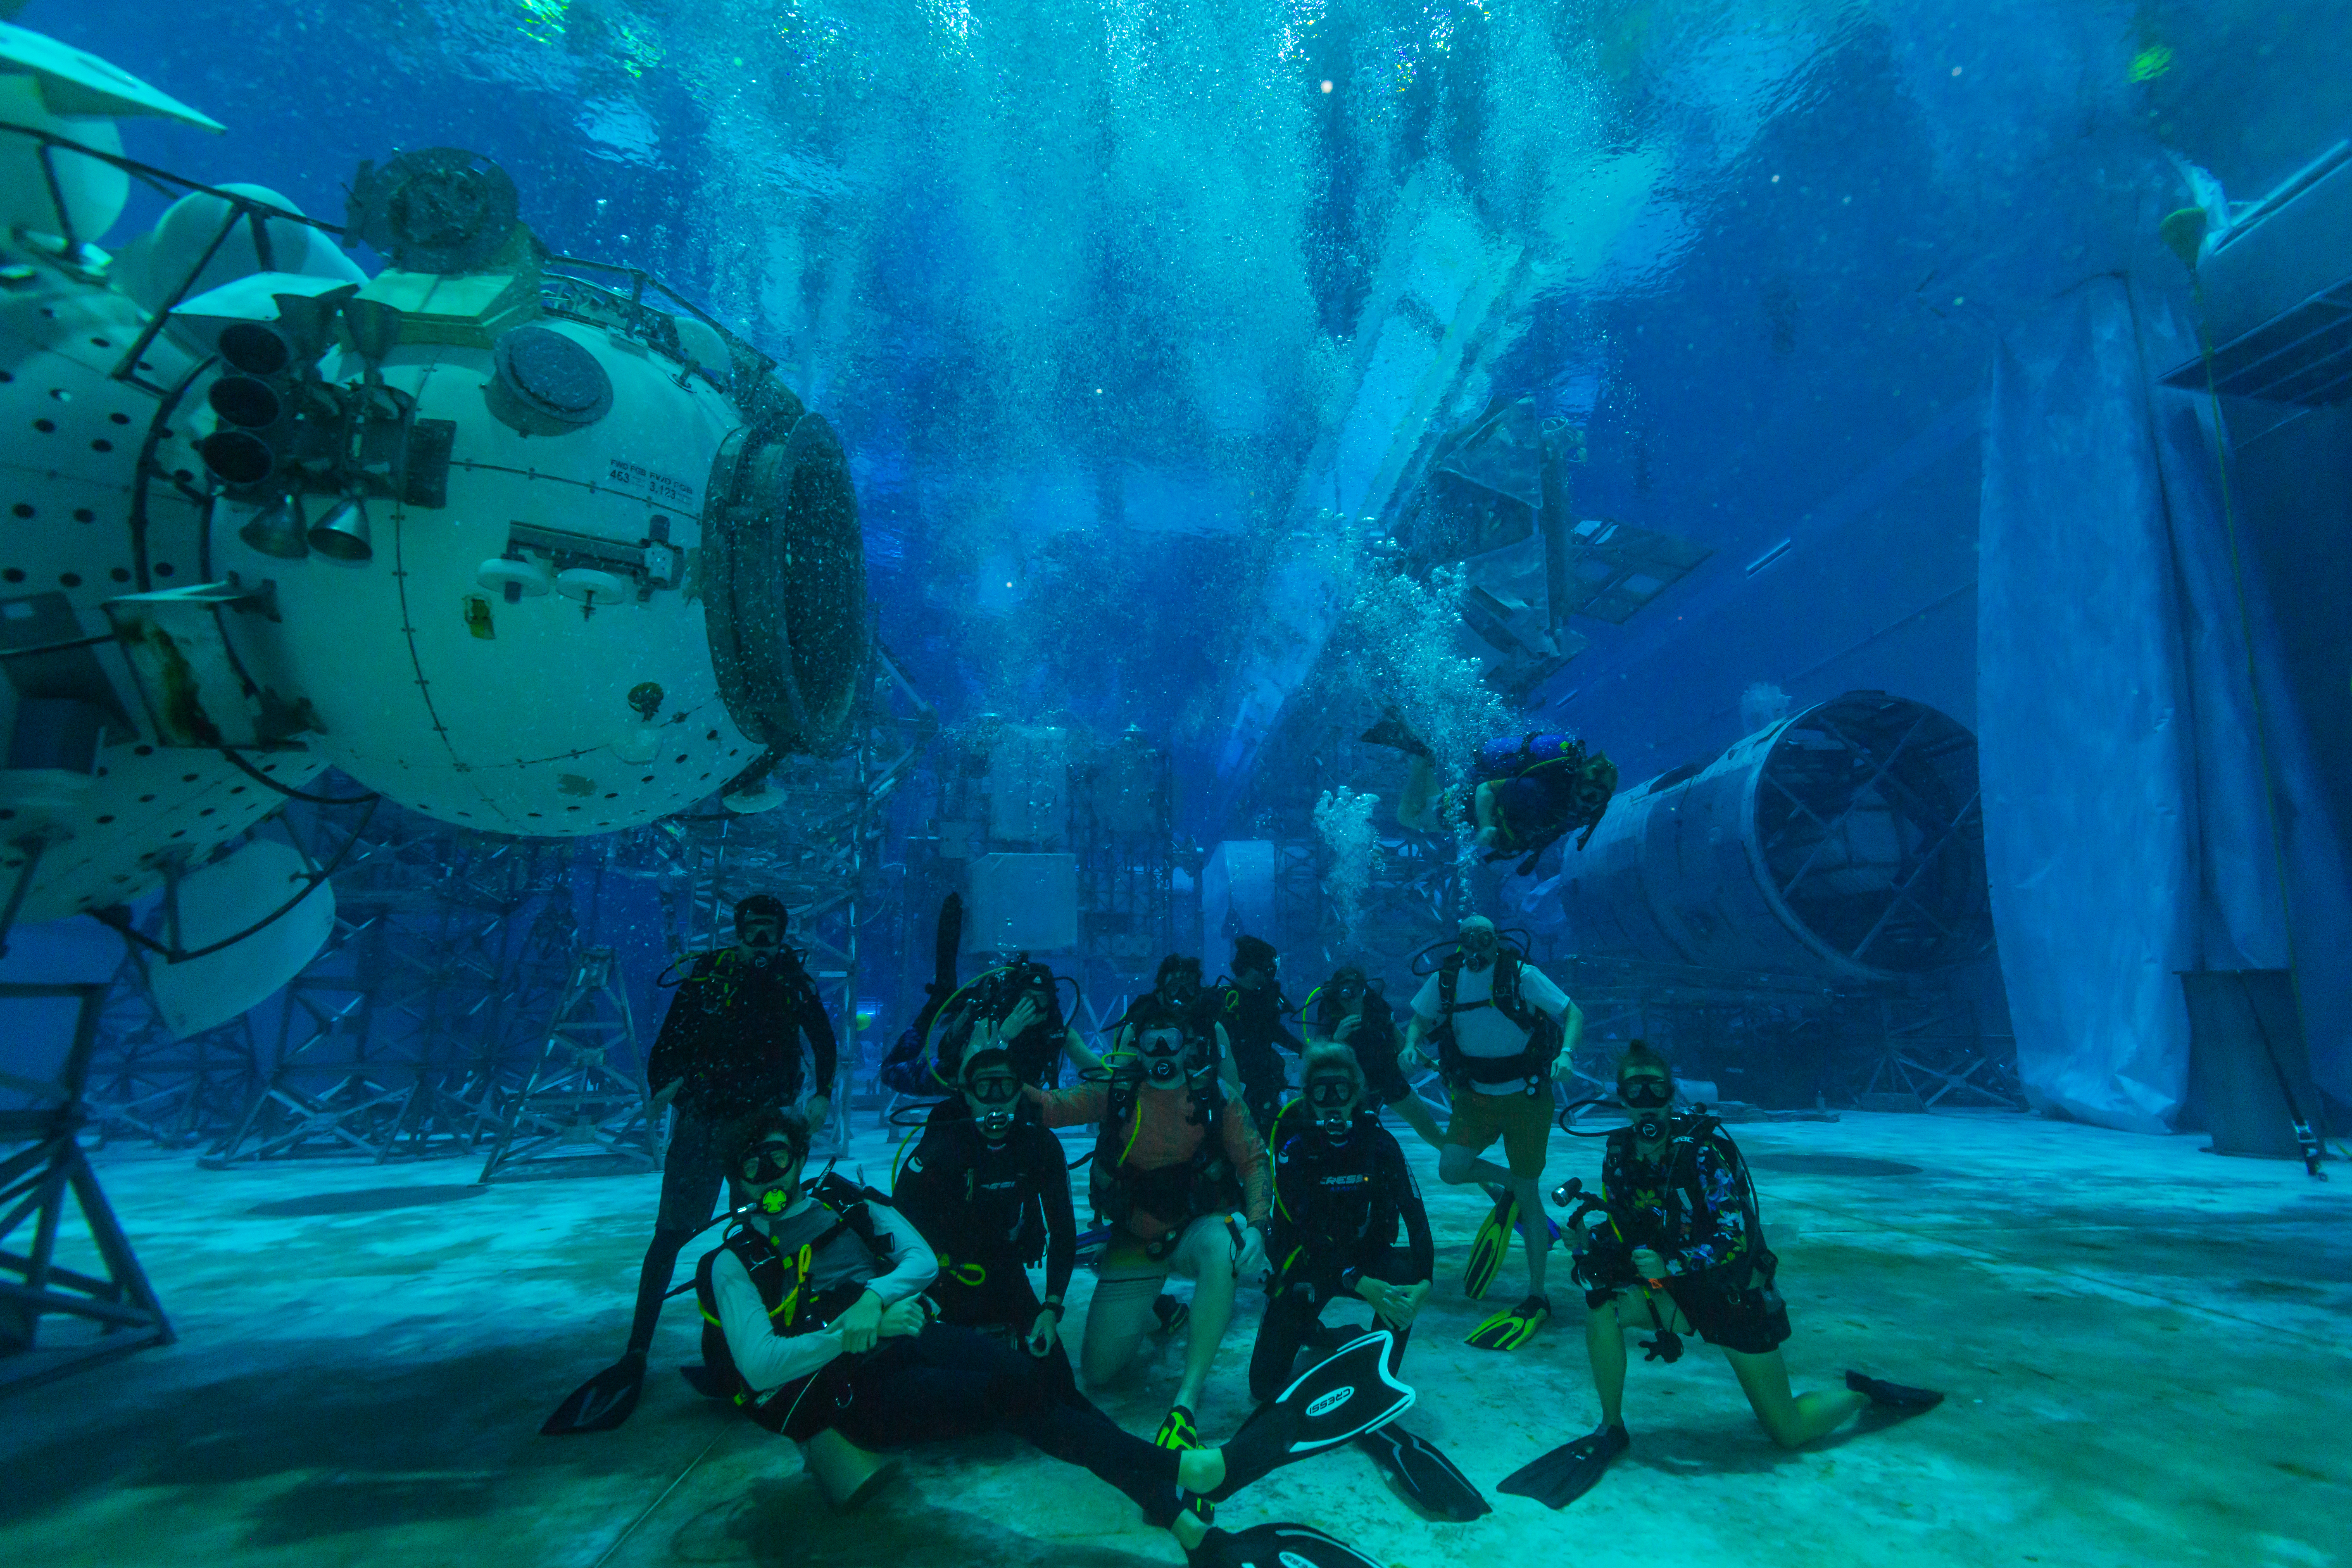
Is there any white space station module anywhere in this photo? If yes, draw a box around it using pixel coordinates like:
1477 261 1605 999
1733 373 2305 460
0 25 866 1025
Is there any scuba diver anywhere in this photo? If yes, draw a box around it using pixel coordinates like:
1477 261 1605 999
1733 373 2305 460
1404 914 1584 1354
1220 935 1301 1140
702 1108 1413 1567
1027 953 1271 1461
1501 1040 1946 1510
1254 1043 1486 1523
1361 710 1618 873
542 891 837 1435
889 1017 1079 1379
1301 964 1445 1151
927 951 1106 1104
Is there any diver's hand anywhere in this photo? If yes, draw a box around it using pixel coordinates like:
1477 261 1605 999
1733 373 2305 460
1631 1247 1667 1282
651 1077 684 1108
1002 996 1043 1037
1025 1308 1060 1358
805 1095 831 1129
1334 1013 1361 1042
878 1298 927 1340
1021 1083 1049 1104
1550 1054 1577 1082
834 1288 885 1353
1229 1219 1270 1285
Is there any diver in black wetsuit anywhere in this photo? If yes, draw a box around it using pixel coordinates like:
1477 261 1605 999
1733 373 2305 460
1221 935 1299 1139
541 892 837 1435
1301 964 1444 1151
890 1028 1079 1379
1251 1041 1432 1401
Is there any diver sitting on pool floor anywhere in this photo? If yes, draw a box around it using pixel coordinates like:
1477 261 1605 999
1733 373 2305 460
1500 1041 1946 1511
694 1109 1413 1566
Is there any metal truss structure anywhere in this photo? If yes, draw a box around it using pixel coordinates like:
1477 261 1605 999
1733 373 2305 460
478 947 657 1180
0 983 172 1392
197 818 579 1166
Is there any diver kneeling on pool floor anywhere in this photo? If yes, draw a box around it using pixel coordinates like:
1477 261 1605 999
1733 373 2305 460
693 1107 1413 1566
1503 1040 1946 1511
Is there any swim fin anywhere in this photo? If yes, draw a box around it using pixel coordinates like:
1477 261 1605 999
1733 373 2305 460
1356 1422 1491 1521
1496 1423 1628 1510
1464 1292 1550 1351
540 1354 646 1435
1463 1187 1518 1300
1199 1330 1415 1502
1356 708 1433 761
1188 1521 1382 1568
1846 1371 1945 1411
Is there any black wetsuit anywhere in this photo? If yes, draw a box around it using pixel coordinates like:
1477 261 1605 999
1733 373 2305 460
1305 990 1415 1108
1574 1123 1788 1354
892 1112 1075 1338
625 946 837 1358
1222 983 1300 1137
1250 1111 1434 1401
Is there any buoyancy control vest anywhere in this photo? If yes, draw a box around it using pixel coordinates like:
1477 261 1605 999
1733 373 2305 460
898 1113 1052 1271
1091 1065 1241 1256
692 1172 896 1438
1432 949 1563 1095
1269 1113 1391 1262
1581 1115 1775 1296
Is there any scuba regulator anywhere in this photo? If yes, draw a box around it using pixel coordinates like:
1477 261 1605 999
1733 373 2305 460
961 1048 1022 1139
1305 1072 1360 1140
1136 1021 1192 1086
1621 1075 1673 1142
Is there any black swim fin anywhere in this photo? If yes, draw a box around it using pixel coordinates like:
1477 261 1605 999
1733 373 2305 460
1357 708 1433 760
1496 1423 1628 1510
1846 1371 1945 1411
1188 1521 1383 1568
1200 1330 1415 1501
1357 1422 1491 1521
540 1354 646 1435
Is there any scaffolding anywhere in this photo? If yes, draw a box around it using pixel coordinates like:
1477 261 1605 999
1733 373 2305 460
477 947 658 1180
0 983 173 1392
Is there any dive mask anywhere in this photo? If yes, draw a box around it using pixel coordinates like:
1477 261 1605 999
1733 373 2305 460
742 1142 800 1186
1619 1078 1673 1109
1460 929 1499 969
1306 1075 1358 1135
966 1076 1019 1136
1138 1023 1189 1085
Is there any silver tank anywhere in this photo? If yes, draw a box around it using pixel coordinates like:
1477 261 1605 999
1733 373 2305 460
1554 691 1991 983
